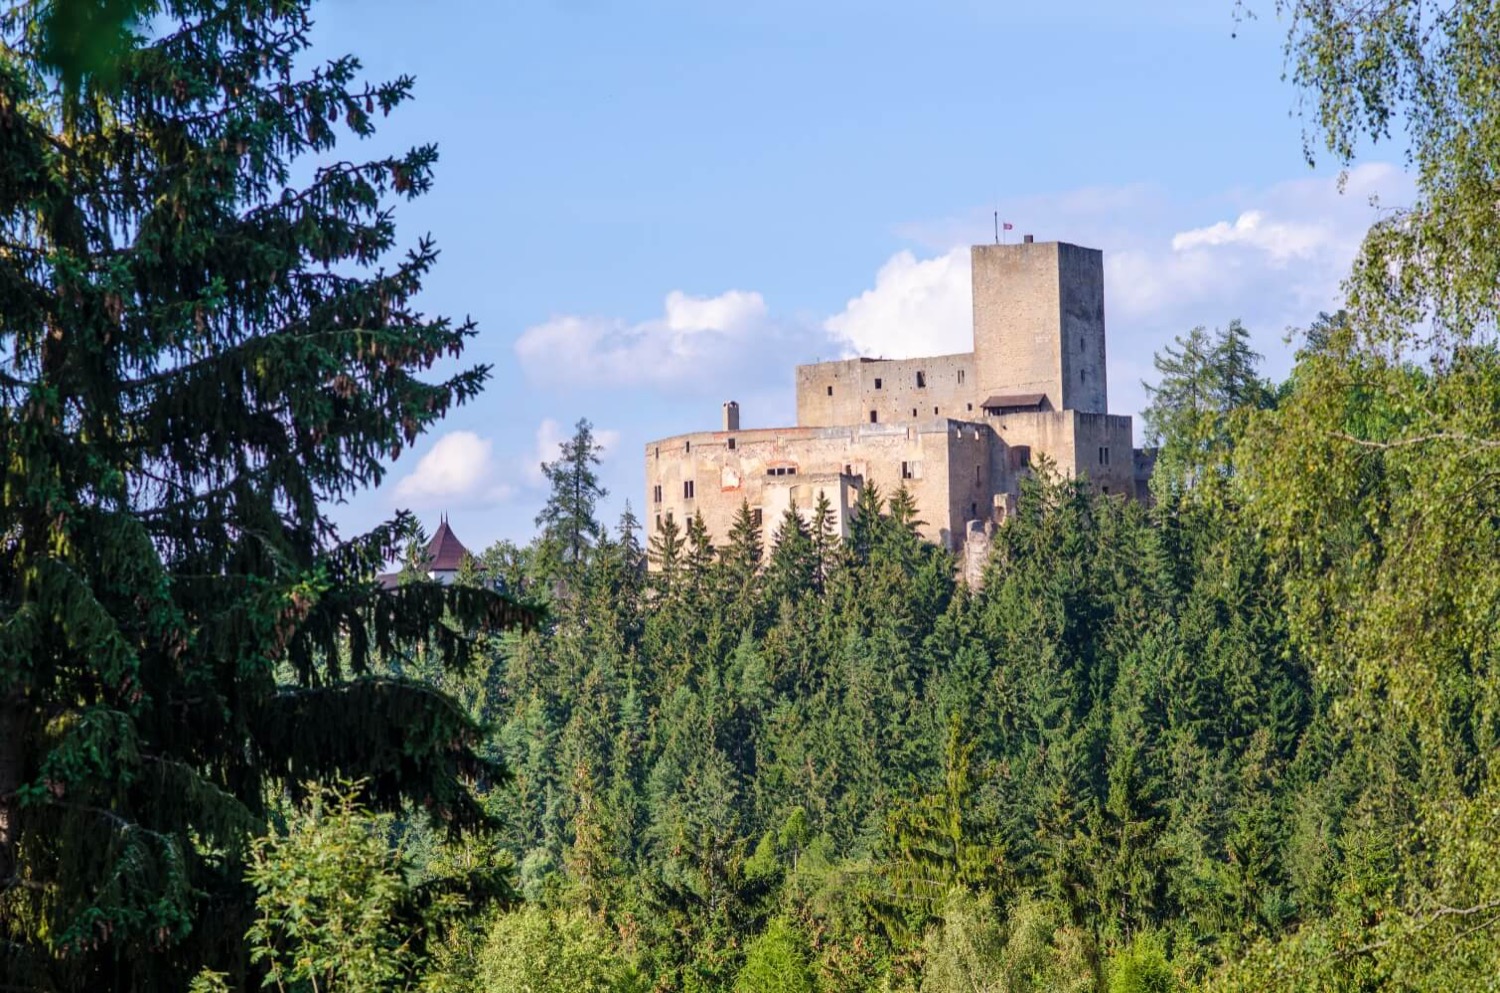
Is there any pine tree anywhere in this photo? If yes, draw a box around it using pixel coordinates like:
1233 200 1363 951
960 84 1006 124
0 5 529 986
535 418 609 579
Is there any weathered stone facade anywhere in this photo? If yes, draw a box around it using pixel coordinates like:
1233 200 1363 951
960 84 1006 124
645 239 1152 557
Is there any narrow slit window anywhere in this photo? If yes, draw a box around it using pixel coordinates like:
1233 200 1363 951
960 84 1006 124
685 440 691 453
684 480 695 498
958 369 965 384
826 385 833 396
653 484 662 503
934 406 939 416
916 371 926 388
911 408 917 418
870 410 878 423
874 378 883 390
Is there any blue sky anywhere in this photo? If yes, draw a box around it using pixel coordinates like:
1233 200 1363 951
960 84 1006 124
305 0 1411 553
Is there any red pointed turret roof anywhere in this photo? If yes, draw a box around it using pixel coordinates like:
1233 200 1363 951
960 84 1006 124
424 517 471 572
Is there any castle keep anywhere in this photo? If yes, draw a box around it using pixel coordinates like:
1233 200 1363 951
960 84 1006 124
644 240 1152 555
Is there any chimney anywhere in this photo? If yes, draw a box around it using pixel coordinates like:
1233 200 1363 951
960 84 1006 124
722 400 740 431
1023 234 1034 244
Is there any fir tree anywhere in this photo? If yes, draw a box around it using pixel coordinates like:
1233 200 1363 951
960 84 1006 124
0 5 528 986
535 418 609 579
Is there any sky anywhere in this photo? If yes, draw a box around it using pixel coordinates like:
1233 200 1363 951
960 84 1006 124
302 0 1414 553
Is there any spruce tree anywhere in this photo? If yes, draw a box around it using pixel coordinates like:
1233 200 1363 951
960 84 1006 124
0 4 527 986
535 418 608 579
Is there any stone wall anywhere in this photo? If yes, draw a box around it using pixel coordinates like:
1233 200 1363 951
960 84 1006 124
796 353 976 428
988 409 1135 495
1055 243 1108 413
972 242 1064 407
646 420 987 551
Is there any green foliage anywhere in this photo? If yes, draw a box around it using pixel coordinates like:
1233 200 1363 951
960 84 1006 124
0 3 529 986
246 783 415 993
919 891 1094 993
1272 0 1500 348
535 418 610 580
1108 932 1179 993
476 905 641 993
735 916 815 993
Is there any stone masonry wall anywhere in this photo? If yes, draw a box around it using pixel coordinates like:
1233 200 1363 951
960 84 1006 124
971 243 1064 407
646 420 986 551
796 353 976 428
988 410 1135 495
1055 243 1108 414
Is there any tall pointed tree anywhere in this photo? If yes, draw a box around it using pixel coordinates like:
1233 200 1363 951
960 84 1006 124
535 418 609 580
0 4 528 987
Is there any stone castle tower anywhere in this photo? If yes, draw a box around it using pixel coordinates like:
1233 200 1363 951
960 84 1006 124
644 239 1150 556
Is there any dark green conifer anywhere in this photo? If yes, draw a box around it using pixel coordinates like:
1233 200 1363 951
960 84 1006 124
0 4 528 985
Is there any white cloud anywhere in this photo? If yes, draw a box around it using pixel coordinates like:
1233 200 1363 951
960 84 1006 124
523 418 622 488
512 163 1412 444
1170 209 1330 262
515 289 792 391
392 431 514 507
822 248 972 359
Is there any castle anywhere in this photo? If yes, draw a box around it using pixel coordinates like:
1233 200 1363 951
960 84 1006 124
643 239 1152 559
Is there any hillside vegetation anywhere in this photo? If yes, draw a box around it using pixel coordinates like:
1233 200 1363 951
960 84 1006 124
6 0 1500 989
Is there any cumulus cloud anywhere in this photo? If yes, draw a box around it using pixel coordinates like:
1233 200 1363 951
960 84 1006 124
872 163 1413 422
823 248 972 359
1170 209 1330 262
523 418 622 488
515 289 792 392
512 163 1411 440
392 431 514 507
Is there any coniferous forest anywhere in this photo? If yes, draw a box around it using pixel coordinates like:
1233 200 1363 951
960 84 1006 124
7 0 1500 990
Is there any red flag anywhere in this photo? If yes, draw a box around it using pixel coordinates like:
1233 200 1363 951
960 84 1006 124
1002 222 1013 231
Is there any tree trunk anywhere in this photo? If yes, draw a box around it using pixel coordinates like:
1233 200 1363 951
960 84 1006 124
0 693 26 885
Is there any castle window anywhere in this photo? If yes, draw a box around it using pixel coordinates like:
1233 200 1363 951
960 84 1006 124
685 440 691 453
901 461 913 480
684 480 695 499
1098 447 1110 466
934 406 939 416
870 410 878 423
767 466 798 477
958 369 965 385
911 408 917 418
656 513 662 529
751 508 763 527
826 385 833 396
916 371 926 388
1080 369 1087 384
653 484 662 503
728 438 736 450
966 402 973 411
971 502 978 516
655 446 660 459
874 378 883 390
975 464 981 483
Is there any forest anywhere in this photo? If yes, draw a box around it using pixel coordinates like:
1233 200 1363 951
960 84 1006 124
6 0 1500 990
